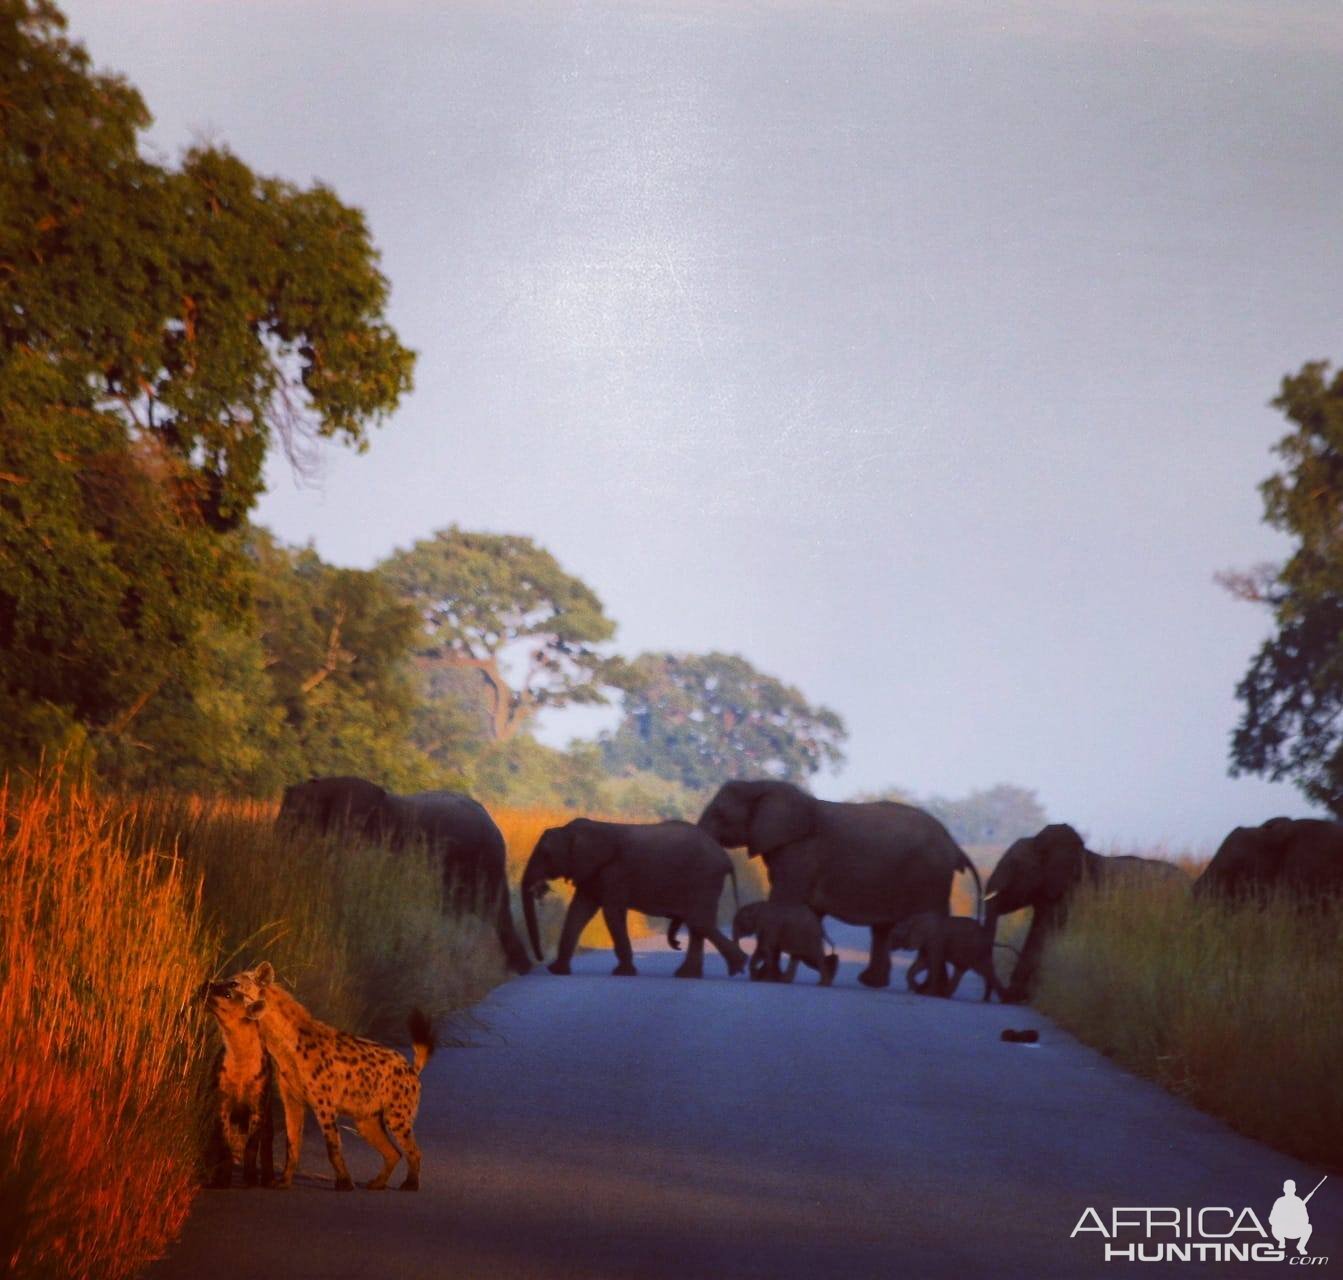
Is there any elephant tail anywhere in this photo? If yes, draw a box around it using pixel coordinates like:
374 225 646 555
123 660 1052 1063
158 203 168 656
666 917 683 951
961 852 984 923
727 862 741 915
408 1009 436 1075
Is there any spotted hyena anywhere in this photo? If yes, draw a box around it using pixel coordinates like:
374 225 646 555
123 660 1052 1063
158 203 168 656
221 962 435 1191
203 977 275 1187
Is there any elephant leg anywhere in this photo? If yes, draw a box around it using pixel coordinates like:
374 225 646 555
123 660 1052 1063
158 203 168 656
603 903 638 976
549 892 600 975
496 883 532 975
820 953 838 986
1004 905 1055 1001
905 955 926 993
703 926 747 976
749 949 769 981
858 924 894 988
781 954 800 984
944 964 965 998
922 930 951 997
674 930 706 978
979 962 998 1002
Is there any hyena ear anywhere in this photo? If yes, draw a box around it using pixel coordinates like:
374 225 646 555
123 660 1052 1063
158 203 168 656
254 961 274 987
244 1000 266 1021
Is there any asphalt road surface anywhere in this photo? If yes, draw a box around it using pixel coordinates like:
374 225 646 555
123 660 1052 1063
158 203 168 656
152 927 1336 1279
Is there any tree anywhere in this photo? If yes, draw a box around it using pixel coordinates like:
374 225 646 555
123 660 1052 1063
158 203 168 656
248 531 447 792
1226 361 1343 814
922 785 1046 845
600 651 847 791
0 1 413 775
379 527 618 741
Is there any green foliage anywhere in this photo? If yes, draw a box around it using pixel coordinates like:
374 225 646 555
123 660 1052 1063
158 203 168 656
469 736 608 811
601 651 846 790
926 784 1046 844
1228 361 1343 814
0 0 412 780
379 526 618 741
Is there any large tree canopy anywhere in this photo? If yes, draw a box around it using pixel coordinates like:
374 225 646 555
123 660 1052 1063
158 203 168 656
0 0 413 773
379 527 618 741
1228 361 1343 814
601 651 847 791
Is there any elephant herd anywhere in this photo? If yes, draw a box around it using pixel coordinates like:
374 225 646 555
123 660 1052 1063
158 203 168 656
279 776 1343 1005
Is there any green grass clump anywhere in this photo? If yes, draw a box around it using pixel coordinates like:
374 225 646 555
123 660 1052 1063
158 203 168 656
1035 875 1343 1168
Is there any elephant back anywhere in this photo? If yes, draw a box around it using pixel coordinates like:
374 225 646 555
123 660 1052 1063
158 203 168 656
401 790 507 860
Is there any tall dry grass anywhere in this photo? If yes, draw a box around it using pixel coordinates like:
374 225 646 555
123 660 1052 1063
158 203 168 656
0 777 212 1280
0 779 518 1280
163 794 505 1038
1035 874 1343 1168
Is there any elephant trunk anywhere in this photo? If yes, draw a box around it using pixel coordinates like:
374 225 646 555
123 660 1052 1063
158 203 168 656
520 854 548 962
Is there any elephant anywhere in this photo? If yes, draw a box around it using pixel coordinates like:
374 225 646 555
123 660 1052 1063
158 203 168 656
278 776 532 975
889 912 1006 1002
730 900 838 986
983 823 1186 1001
520 819 748 979
696 780 981 993
1193 817 1343 900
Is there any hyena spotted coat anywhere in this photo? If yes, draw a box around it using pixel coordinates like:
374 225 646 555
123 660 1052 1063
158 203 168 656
222 963 434 1191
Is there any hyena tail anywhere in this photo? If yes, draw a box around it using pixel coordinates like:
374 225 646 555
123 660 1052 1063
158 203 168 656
408 1008 436 1075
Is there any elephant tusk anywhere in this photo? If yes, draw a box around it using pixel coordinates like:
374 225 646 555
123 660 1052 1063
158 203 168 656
983 890 999 901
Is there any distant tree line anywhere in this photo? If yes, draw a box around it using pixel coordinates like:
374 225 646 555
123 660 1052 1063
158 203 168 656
848 785 1047 847
0 5 855 815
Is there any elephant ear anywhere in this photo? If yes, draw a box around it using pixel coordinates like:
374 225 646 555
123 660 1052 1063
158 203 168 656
566 820 621 883
749 784 816 857
1037 823 1086 901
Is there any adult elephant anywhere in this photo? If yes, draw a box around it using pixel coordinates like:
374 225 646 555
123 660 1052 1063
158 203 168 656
983 823 1185 1001
1193 817 1343 900
520 819 747 979
695 780 981 994
278 776 532 975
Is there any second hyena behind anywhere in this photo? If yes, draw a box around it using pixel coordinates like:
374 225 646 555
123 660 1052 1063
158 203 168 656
221 963 435 1191
203 977 275 1187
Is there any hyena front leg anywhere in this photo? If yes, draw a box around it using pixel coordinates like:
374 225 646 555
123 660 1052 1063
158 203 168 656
315 1105 354 1191
274 1086 305 1188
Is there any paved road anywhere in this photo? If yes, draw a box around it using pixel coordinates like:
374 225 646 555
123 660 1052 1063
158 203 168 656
152 929 1335 1279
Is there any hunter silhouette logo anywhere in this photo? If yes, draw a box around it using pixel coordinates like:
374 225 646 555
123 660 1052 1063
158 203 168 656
1071 1174 1329 1264
1271 1178 1326 1257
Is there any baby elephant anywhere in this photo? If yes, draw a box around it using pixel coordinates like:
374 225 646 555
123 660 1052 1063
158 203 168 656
890 913 1006 1002
733 901 838 986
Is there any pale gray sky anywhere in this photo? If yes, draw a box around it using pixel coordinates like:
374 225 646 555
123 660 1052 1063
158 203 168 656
62 0 1343 847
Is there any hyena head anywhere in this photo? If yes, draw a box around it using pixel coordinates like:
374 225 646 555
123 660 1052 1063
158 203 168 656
206 961 274 1028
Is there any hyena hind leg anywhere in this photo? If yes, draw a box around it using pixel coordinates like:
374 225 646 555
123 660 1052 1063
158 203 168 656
356 1115 402 1191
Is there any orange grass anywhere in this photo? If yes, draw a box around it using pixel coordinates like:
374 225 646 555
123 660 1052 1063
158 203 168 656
0 776 212 1280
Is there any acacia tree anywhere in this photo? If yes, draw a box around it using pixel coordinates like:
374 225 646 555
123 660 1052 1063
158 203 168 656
379 527 618 741
0 1 414 773
601 651 847 791
1226 361 1343 814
